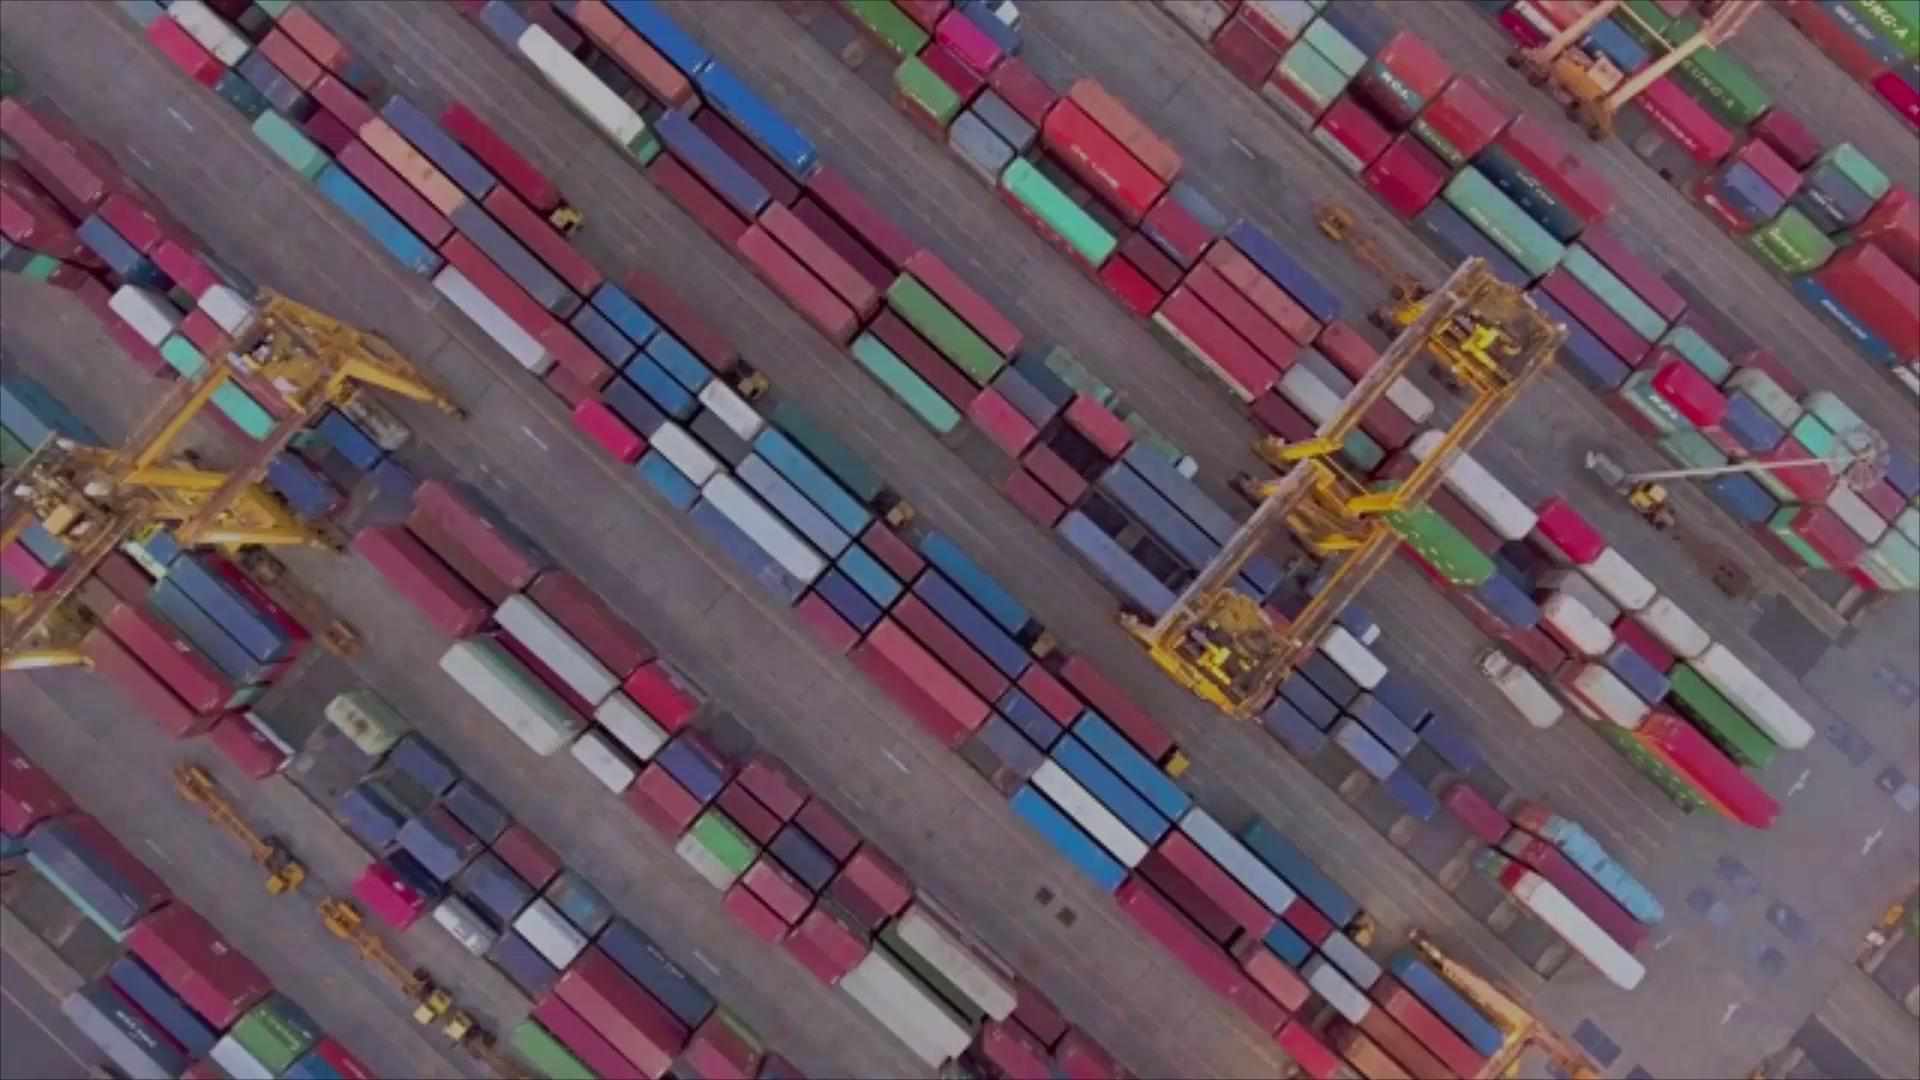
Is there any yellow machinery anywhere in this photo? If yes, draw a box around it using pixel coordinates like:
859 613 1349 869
0 290 462 671
1413 932 1599 1080
1315 205 1428 311
1510 0 1763 139
172 765 305 894
1124 258 1563 720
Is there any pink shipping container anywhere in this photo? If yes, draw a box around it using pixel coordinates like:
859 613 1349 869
1439 781 1508 844
351 525 491 637
1155 830 1278 939
1373 973 1487 1078
1064 395 1133 459
1359 32 1452 126
1276 1019 1343 1080
1314 95 1393 174
990 58 1058 127
1651 360 1728 427
741 857 812 925
1054 1029 1124 1079
1181 261 1301 373
1363 134 1449 218
722 881 789 943
1203 241 1321 344
0 734 75 836
794 592 857 654
128 904 272 1029
572 399 647 463
148 16 225 89
1235 938 1311 1011
556 948 688 1079
0 100 123 216
624 764 703 837
978 1018 1052 1078
936 10 1003 75
1633 77 1734 165
1748 108 1820 170
527 569 655 679
1578 223 1689 324
1416 75 1511 164
683 1014 763 1079
354 862 429 928
1533 496 1606 564
738 756 807 821
782 905 867 984
1156 286 1277 401
621 661 701 732
805 165 917 270
1494 115 1615 225
969 389 1039 456
737 224 857 343
1504 832 1647 951
760 203 879 317
533 993 643 1080
855 615 992 745
1211 10 1285 89
81 628 212 739
1099 252 1166 318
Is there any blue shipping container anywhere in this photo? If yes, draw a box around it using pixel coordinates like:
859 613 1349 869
914 570 1030 679
695 62 820 178
488 929 559 997
382 96 498 199
1056 511 1175 619
1369 671 1433 730
1528 292 1630 391
1412 200 1534 288
624 353 699 421
444 781 511 844
607 0 713 78
598 917 717 1029
1475 570 1541 630
1263 920 1313 968
1719 393 1785 454
1239 819 1360 926
1262 697 1328 758
1415 710 1484 774
604 379 670 438
768 824 835 891
1585 17 1650 71
1388 951 1504 1056
75 215 172 289
0 375 100 448
996 689 1063 751
147 578 278 684
656 108 771 219
738 454 852 556
1347 693 1419 757
313 164 443 276
916 531 1030 635
636 450 699 509
1072 711 1191 821
1226 221 1341 322
814 569 882 631
1279 673 1340 731
476 0 532 47
1475 145 1585 243
458 853 534 929
1603 642 1671 703
590 282 661 347
18 522 69 569
1049 735 1170 844
753 428 872 536
1011 785 1127 892
268 453 343 519
1381 768 1440 822
108 956 218 1057
314 408 384 471
835 542 903 607
1098 461 1217 572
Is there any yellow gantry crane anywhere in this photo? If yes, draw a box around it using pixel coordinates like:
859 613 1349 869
1412 933 1599 1080
0 290 462 671
1511 0 1764 139
173 764 305 894
1122 258 1563 720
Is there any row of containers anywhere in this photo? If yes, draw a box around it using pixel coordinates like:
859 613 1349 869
341 476 1128 1077
1779 0 1920 129
0 735 373 1080
120 4 1677 1077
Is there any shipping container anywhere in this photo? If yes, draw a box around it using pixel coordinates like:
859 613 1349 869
1115 876 1288 1034
65 982 193 1080
27 814 170 935
129 903 271 1029
839 945 972 1068
1691 644 1813 749
1495 863 1646 989
440 638 585 755
693 64 819 179
1009 784 1126 891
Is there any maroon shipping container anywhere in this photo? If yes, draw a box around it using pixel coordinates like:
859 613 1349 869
1156 285 1278 401
1358 1006 1449 1080
1233 937 1311 1011
492 824 561 890
149 16 226 88
760 203 879 316
794 796 861 863
1004 463 1067 526
80 628 211 739
533 993 643 1080
859 522 926 582
258 29 323 90
1633 76 1733 165
1141 190 1212 268
1276 1019 1343 1080
1747 108 1820 170
1791 506 1866 567
1541 267 1650 365
408 479 547 599
794 591 859 654
103 603 233 716
648 153 749 247
335 139 454 246
970 389 1039 455
715 781 782 846
93 552 155 609
1495 115 1615 225
1416 75 1510 163
1013 664 1079 726
791 196 893 293
920 41 986 103
1373 973 1487 1078
526 570 655 679
129 904 272 1029
621 269 739 374
277 6 353 73
783 905 867 984
978 1018 1052 1078
1054 1029 1124 1079
988 57 1057 127
1533 495 1606 564
835 845 913 920
1313 322 1380 379
0 100 122 216
495 628 597 721
1428 488 1502 554
1363 134 1448 219
1852 188 1920 279
683 1013 764 1079
1137 848 1238 944
149 239 220 299
871 307 978 409
352 525 490 637
440 101 563 212
440 232 556 342
854 617 993 747
722 881 789 943
207 714 286 779
1501 625 1569 678
905 250 1023 359
1114 877 1287 1034
556 947 688 1079
310 75 377 132
1117 230 1183 292
624 764 704 837
1315 95 1393 173
1613 616 1676 673
1099 253 1165 318
1212 9 1285 88
804 165 917 270
693 110 798 207
738 222 859 342
1783 1 1888 83
737 756 807 821
1728 138 1800 200
1504 832 1647 950
1440 781 1508 844
0 168 91 265
483 186 601 296
896 0 949 32
741 857 812 925
1182 262 1300 373
1062 395 1132 460
1360 398 1415 453
1251 390 1316 442
0 734 75 836
1010 978 1068 1049
97 193 186 256
1815 243 1920 358
1057 655 1173 760
1155 830 1277 939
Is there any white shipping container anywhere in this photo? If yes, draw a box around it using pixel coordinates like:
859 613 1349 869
1409 430 1538 541
1540 593 1614 657
1302 955 1373 1024
109 285 182 346
1537 569 1621 627
569 729 638 793
1569 664 1647 730
1634 596 1710 659
1278 366 1342 426
1387 377 1435 423
594 693 667 761
1580 547 1656 612
166 1 252 65
1481 651 1564 728
324 690 405 756
438 640 585 756
1825 485 1888 544
675 829 744 890
1694 644 1814 749
1318 626 1386 689
514 898 588 969
698 380 766 441
517 25 650 149
1508 871 1646 990
840 947 974 1068
650 421 720 486
496 594 620 705
433 266 552 374
1031 760 1148 867
433 896 499 956
1319 930 1382 989
700 473 828 584
1176 807 1297 916
211 1034 276 1080
894 902 1019 1021
198 284 256 336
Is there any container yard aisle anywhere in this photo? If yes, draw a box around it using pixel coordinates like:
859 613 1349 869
1 675 473 1080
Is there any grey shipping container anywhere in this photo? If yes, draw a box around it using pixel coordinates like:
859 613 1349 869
458 852 534 930
1320 929 1383 989
1346 693 1419 757
25 817 168 932
1098 461 1217 572
1056 511 1176 618
397 809 479 882
969 91 1036 153
1416 710 1484 773
1122 443 1238 545
992 367 1061 428
63 982 190 1080
487 928 560 997
571 304 638 367
597 918 717 1029
1381 768 1440 821
687 497 807 603
949 110 1015 181
1279 674 1340 730
691 408 755 469
738 454 850 556
1300 651 1361 709
995 688 1063 751
1333 717 1398 779
450 201 577 317
545 870 614 937
385 734 460 795
1261 697 1328 758
1367 672 1432 729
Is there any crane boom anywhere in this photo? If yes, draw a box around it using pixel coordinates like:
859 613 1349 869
1411 932 1599 1080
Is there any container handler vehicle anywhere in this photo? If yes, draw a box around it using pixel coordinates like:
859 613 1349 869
172 764 305 894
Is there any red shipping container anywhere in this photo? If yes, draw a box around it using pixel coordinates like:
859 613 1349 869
897 0 951 32
1358 1003 1451 1080
484 186 601 296
533 994 644 1080
1784 2 1888 83
149 16 226 89
1202 241 1321 343
97 193 185 256
1281 895 1334 945
722 881 790 943
1276 1020 1343 1080
1363 32 1452 120
492 824 561 889
792 196 893 291
1118 229 1183 292
835 846 913 919
783 905 867 984
104 603 232 716
1251 390 1315 442
310 1039 375 1080
794 799 860 862
1633 77 1734 165
1212 10 1285 89
1747 107 1821 171
0 173 91 265
979 1018 1052 1078
1156 830 1277 939
1640 712 1778 827
737 224 858 343
1543 268 1651 365
80 628 211 738
351 525 490 637
1058 655 1173 760
310 75 377 132
1021 443 1089 504
870 308 980 410
738 756 808 821
1069 79 1182 183
742 857 813 925
1613 615 1677 673
1099 251 1165 317
1363 134 1448 218
1115 877 1287 1034
760 203 878 316
622 661 701 732
1650 359 1727 427
439 102 561 211
181 309 225 360
258 29 324 91
0 735 74 837
1054 1029 1124 1079
1042 99 1166 226
936 10 1004 76
989 58 1058 127
1852 188 1920 280
1141 191 1212 269
1064 395 1133 459
1439 781 1508 844
207 714 287 779
1373 974 1487 1078
624 764 703 837
572 399 647 463
860 522 925 581
1156 286 1277 401
715 784 781 847
1790 506 1866 567
526 570 654 679
1315 95 1393 173
805 164 917 270
1234 938 1311 1011
1577 223 1688 324
970 389 1039 455
1182 262 1300 372
572 0 694 109
1814 243 1920 358
556 948 688 1079
855 617 991 745
1017 663 1083 725
649 153 750 247
1416 75 1511 164
149 239 221 299
1010 978 1068 1049
892 594 1010 701
1495 115 1615 225
1873 69 1920 129
128 904 270 1029
1138 848 1239 944
905 249 1023 358
621 269 739 374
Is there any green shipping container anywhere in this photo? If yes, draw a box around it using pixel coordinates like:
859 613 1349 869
1668 665 1777 769
1384 502 1496 586
1850 0 1919 58
1790 413 1835 456
1595 721 1707 814
887 275 1005 385
1659 326 1732 384
1767 506 1830 569
1303 19 1367 77
999 159 1118 267
1819 143 1892 200
253 110 330 180
1563 245 1669 342
1043 346 1117 407
1 425 28 469
0 59 19 97
1865 529 1920 588
1801 391 1865 436
1747 208 1835 275
768 401 887 503
846 0 931 56
1269 42 1349 129
231 996 321 1074
1443 168 1566 278
1665 20 1771 127
1615 0 1677 49
512 1019 597 1080
879 925 988 1025
20 253 60 282
852 333 962 434
690 810 758 876
1340 429 1384 473
159 337 277 440
894 58 962 129
1659 429 1728 471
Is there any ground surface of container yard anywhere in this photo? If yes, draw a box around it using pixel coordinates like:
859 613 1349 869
2 3 1917 1079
